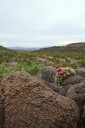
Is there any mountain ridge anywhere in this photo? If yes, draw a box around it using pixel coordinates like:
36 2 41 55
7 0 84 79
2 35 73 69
0 42 85 52
39 42 85 52
8 46 40 51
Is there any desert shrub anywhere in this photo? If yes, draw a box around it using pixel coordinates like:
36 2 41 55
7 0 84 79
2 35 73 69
0 64 5 78
0 63 17 78
54 67 76 85
0 62 41 79
23 64 41 75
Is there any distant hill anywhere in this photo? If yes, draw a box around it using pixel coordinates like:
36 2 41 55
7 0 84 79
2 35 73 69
8 46 40 51
0 45 9 51
0 45 17 63
39 42 85 52
67 42 85 47
1 42 85 52
0 45 17 52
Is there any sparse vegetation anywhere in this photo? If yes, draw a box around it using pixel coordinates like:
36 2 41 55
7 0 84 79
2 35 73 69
0 62 41 79
0 43 85 79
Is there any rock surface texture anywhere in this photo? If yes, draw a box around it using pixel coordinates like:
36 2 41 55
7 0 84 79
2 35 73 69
76 68 85 78
0 71 79 128
66 83 85 109
0 96 4 128
42 80 66 96
41 66 56 83
66 82 85 128
61 75 84 87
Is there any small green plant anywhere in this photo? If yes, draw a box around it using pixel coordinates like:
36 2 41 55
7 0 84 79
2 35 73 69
0 62 41 79
0 63 17 78
23 64 41 75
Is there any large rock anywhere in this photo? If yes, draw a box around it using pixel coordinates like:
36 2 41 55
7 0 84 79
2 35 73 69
82 105 85 120
41 66 56 83
0 96 4 128
66 83 85 128
81 105 85 128
66 83 85 108
0 71 79 128
76 68 85 78
42 80 66 96
61 75 84 87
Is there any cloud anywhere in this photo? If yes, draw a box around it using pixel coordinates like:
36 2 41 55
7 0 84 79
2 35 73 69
0 0 85 47
0 32 85 47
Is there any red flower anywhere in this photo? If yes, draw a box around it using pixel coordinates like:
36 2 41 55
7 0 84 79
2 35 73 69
58 71 64 75
56 67 62 72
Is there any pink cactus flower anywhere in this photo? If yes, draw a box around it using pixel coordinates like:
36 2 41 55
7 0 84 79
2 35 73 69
58 71 64 75
56 67 62 72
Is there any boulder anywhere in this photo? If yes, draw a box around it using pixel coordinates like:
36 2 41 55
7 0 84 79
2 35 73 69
76 68 85 78
64 84 73 91
66 83 85 108
61 75 84 87
42 80 66 96
0 71 79 128
0 96 4 128
66 83 85 128
81 105 85 128
41 66 56 83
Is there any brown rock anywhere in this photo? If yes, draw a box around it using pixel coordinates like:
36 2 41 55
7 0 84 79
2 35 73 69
41 66 56 83
76 68 85 78
81 105 85 127
82 105 85 118
0 95 4 128
0 71 79 128
42 80 66 96
66 83 85 128
64 85 72 91
61 75 84 87
66 83 85 108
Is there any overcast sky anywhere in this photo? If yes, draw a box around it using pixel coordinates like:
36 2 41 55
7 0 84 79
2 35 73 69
0 0 85 47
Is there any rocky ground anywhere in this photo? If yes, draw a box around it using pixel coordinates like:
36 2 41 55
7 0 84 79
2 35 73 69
0 67 85 128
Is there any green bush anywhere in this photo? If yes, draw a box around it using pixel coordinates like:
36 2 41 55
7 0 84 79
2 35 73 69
23 64 41 75
0 63 41 79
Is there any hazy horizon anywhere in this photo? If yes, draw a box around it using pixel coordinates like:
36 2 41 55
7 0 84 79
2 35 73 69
1 42 84 49
0 0 85 47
